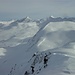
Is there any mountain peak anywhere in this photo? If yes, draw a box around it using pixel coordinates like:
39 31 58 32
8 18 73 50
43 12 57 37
50 16 55 18
25 16 31 19
16 16 32 23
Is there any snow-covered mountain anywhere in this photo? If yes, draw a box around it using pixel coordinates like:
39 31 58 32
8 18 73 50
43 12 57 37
0 17 75 75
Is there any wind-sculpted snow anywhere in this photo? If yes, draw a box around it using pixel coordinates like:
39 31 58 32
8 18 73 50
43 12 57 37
0 17 75 75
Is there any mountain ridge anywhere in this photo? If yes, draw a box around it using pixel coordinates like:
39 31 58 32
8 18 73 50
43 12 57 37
1 16 75 24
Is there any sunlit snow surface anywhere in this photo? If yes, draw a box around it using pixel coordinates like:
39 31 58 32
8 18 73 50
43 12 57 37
0 17 75 75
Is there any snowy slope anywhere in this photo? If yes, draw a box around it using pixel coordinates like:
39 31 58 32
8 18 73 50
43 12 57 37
0 17 75 75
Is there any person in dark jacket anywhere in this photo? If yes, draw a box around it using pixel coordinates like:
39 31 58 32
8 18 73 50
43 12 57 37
24 71 29 75
31 66 34 74
44 54 48 68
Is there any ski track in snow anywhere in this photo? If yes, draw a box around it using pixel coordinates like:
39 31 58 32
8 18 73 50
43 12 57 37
38 38 46 46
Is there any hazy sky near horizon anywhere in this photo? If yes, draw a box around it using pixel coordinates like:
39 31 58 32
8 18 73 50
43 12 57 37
0 0 75 20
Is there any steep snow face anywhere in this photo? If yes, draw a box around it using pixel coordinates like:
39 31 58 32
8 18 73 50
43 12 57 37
0 17 75 75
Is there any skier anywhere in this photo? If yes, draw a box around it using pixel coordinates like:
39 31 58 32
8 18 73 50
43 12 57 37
24 71 29 75
31 66 34 74
32 52 36 57
44 54 48 68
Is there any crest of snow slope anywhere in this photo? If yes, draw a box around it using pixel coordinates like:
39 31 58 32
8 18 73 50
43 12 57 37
0 17 75 75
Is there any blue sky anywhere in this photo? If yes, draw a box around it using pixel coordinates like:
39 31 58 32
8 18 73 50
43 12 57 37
0 0 75 20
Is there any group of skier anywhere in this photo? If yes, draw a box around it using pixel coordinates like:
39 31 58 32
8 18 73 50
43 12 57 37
24 52 51 75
